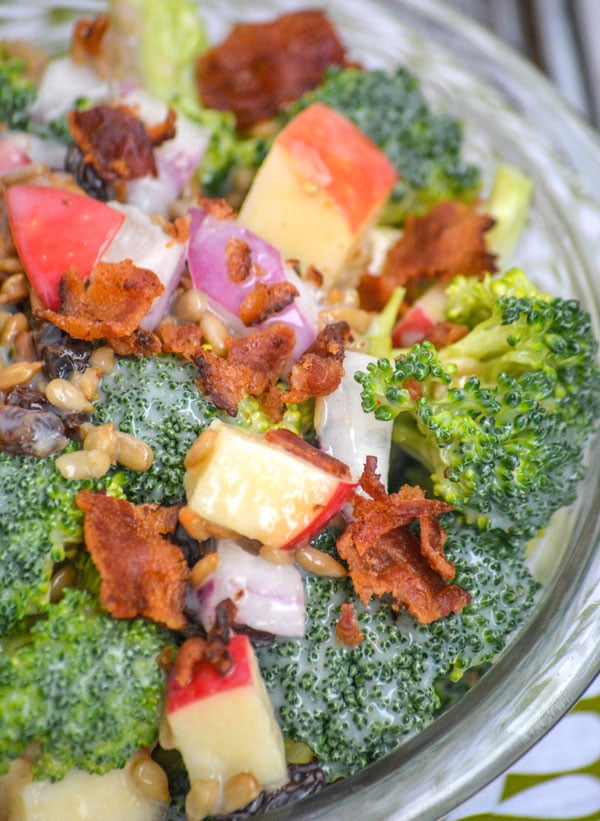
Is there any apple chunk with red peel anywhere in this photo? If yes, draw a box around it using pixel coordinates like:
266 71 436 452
5 184 125 311
238 102 398 290
184 422 356 550
391 282 449 348
165 634 288 797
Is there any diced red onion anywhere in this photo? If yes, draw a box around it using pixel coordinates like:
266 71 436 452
122 89 210 215
315 350 393 486
0 133 31 175
194 539 306 638
187 208 317 362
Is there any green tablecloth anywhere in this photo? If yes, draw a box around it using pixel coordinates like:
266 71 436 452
448 675 600 820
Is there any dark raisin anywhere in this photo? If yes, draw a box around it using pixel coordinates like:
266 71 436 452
33 322 94 379
0 404 68 457
222 761 329 818
64 142 115 201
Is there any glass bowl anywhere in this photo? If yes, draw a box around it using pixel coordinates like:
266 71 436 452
2 1 600 819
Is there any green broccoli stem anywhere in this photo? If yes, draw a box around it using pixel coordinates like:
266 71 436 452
391 414 439 477
484 163 534 259
439 316 543 384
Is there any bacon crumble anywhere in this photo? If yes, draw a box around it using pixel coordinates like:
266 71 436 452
197 196 236 221
422 320 470 348
337 457 471 624
165 215 191 245
194 322 296 416
160 321 206 361
281 320 349 403
108 327 162 357
238 280 299 326
37 260 164 343
336 603 364 647
358 200 497 311
70 15 110 66
197 9 348 130
225 236 253 283
76 491 190 630
67 104 176 188
265 427 353 481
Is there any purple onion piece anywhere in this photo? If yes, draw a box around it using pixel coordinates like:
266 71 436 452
194 539 306 638
187 208 317 363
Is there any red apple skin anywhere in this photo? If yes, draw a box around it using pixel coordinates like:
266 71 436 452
5 184 125 310
391 283 450 348
392 304 436 348
166 635 253 715
278 479 356 551
277 102 398 234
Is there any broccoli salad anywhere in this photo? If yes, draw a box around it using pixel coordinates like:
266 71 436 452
1 1 599 819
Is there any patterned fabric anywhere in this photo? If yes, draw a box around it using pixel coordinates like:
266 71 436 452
448 674 600 820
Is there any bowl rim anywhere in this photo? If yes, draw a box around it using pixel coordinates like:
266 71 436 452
3 1 600 819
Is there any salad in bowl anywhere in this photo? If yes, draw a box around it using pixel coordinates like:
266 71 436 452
1 1 600 819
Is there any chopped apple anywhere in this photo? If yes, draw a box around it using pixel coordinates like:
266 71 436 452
391 282 449 348
0 754 169 821
238 102 398 290
165 634 287 795
5 184 125 311
184 422 356 550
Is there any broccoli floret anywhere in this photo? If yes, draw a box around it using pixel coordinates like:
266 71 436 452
94 354 217 505
0 45 69 140
356 273 600 537
445 268 547 328
283 66 480 223
0 446 123 635
258 518 538 777
0 587 171 782
192 106 267 198
483 164 534 259
234 393 315 437
0 44 37 131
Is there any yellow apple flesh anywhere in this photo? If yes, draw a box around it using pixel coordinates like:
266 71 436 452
184 422 355 549
238 102 398 289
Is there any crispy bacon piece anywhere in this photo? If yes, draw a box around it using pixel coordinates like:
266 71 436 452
76 491 190 630
197 10 348 130
282 321 349 403
71 15 110 65
197 195 236 221
108 327 162 357
336 603 364 647
172 600 238 684
67 104 176 186
165 215 191 245
160 321 206 361
422 320 469 348
337 457 470 624
265 427 352 481
239 281 299 326
358 200 497 311
195 322 296 416
37 261 164 342
173 637 209 686
226 237 253 283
